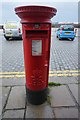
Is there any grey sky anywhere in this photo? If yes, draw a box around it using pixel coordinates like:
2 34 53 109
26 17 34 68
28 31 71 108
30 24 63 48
1 2 78 24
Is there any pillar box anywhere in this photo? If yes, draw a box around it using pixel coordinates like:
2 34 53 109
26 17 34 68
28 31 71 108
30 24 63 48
15 5 57 105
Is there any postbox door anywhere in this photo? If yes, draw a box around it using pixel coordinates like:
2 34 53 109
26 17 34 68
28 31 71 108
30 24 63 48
29 38 49 91
23 29 50 91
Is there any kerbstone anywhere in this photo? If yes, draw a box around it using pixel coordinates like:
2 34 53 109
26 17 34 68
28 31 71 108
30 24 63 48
49 85 75 107
2 78 25 86
0 78 2 86
54 107 78 118
68 84 78 104
49 76 78 84
26 102 54 118
3 110 24 118
6 86 26 109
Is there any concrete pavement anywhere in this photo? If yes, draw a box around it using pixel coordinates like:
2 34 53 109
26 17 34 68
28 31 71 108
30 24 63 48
1 76 80 119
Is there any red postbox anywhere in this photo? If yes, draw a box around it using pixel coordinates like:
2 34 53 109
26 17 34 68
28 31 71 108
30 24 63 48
15 6 57 105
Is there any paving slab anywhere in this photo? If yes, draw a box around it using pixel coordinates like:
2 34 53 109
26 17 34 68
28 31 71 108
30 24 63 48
49 76 78 84
78 77 80 84
25 102 54 118
79 110 80 119
6 86 26 109
2 78 25 86
0 115 2 120
68 84 78 104
3 110 24 118
54 107 78 118
79 84 80 107
75 77 78 81
0 87 2 116
2 87 10 109
49 85 76 107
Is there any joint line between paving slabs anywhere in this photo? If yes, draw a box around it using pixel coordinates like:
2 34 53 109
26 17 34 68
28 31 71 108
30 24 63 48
2 87 12 114
66 84 79 107
23 94 27 120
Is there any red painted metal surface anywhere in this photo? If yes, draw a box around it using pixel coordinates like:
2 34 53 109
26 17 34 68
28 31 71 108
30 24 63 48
15 5 57 23
15 6 57 91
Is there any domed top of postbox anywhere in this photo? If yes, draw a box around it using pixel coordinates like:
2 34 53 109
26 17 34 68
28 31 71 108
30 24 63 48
15 5 57 23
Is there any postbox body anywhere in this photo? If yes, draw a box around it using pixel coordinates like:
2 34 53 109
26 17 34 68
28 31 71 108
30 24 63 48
15 6 57 104
22 23 51 91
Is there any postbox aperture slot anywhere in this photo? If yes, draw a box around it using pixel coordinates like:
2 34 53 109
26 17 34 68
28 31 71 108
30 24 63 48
32 40 42 56
26 30 48 37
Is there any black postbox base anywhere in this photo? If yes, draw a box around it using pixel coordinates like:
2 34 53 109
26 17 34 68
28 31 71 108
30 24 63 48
26 86 48 105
